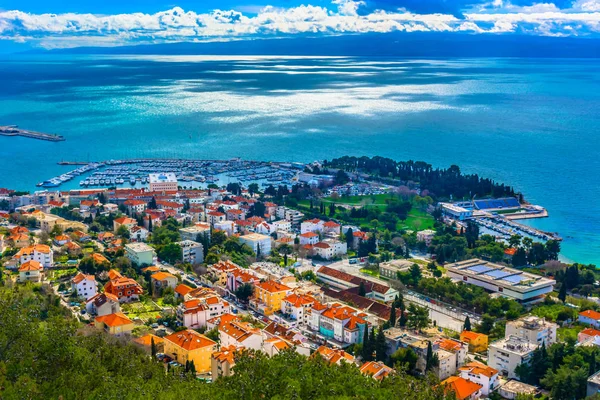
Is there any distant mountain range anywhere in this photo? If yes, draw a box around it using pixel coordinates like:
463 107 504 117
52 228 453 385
42 33 600 58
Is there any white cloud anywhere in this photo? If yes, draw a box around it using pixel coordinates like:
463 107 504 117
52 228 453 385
1 1 600 49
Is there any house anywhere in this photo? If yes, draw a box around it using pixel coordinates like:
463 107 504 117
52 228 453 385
505 315 557 346
416 229 436 246
281 293 316 325
18 260 43 283
177 296 230 329
309 302 369 345
379 260 413 280
488 335 537 379
14 244 53 268
71 272 98 300
219 320 263 351
104 270 144 302
8 232 30 248
79 199 101 212
113 216 137 233
211 345 241 380
156 200 184 213
579 309 600 328
125 242 156 266
499 380 539 400
299 231 319 246
94 312 134 337
71 230 91 242
383 328 429 373
255 222 272 235
239 233 271 258
301 219 324 234
440 376 483 400
177 240 204 264
175 283 194 300
251 280 291 316
207 211 226 226
208 260 240 287
151 271 178 290
163 330 217 373
53 234 71 246
459 361 499 396
578 327 600 344
226 268 260 294
435 338 469 380
98 232 115 243
86 292 120 316
129 225 149 242
124 199 147 214
360 361 394 381
179 224 211 242
272 220 291 232
460 331 489 353
323 221 341 236
312 240 347 260
134 334 164 353
226 208 245 221
312 345 355 365
91 252 110 266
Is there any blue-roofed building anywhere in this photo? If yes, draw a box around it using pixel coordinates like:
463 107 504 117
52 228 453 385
445 259 555 305
473 197 520 211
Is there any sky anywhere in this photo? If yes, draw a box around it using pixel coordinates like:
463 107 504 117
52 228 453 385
2 0 600 51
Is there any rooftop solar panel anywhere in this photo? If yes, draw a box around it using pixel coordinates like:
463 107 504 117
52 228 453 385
484 270 513 279
503 275 526 284
467 265 494 274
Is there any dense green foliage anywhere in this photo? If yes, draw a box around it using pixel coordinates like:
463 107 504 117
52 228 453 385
324 156 515 200
0 285 452 400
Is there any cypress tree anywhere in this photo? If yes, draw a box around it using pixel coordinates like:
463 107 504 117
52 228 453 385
375 328 388 362
399 307 407 327
425 341 434 371
361 325 371 361
464 316 471 331
389 303 397 327
151 337 157 358
558 280 567 303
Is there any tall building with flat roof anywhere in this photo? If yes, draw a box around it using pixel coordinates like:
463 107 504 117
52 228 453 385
505 315 557 346
445 259 555 305
488 335 537 379
148 173 178 192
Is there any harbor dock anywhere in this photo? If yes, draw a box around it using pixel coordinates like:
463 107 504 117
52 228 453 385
0 125 65 142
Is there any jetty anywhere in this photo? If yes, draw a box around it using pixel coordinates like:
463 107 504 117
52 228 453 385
0 125 65 142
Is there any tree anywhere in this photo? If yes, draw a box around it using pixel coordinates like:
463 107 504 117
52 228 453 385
151 337 157 358
399 307 407 327
375 328 388 362
158 243 183 264
361 325 372 361
464 221 479 249
389 303 397 327
248 183 259 196
407 304 430 331
116 224 130 239
358 281 366 297
558 281 567 303
463 316 471 332
278 244 293 266
329 203 336 216
425 341 435 371
390 347 418 371
512 247 528 267
235 283 254 303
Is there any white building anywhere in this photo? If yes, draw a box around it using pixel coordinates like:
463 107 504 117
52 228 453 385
488 335 537 379
177 296 230 329
505 315 557 346
299 232 319 246
14 244 53 268
129 225 149 242
435 338 469 380
239 233 271 258
309 302 369 345
71 272 98 300
301 219 324 234
281 293 316 326
416 229 436 246
445 259 556 305
441 203 473 221
148 173 178 192
177 240 204 264
219 320 263 351
125 242 156 266
179 224 211 242
272 220 291 233
313 240 347 260
459 361 500 396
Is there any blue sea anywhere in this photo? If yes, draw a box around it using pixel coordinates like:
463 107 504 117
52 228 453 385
0 55 599 265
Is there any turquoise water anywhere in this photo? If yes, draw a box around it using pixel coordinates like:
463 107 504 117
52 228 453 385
0 55 599 265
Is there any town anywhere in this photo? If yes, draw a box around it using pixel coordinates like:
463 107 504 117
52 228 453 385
0 156 598 400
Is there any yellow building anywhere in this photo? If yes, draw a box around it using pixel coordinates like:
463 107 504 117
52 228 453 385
460 330 488 353
163 329 217 373
251 280 291 315
94 312 135 337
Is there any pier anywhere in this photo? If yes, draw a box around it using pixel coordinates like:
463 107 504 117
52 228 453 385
0 125 65 142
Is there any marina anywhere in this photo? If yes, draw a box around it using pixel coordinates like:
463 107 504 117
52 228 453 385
37 158 300 189
0 125 65 142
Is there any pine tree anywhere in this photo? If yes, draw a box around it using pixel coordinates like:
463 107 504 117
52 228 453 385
425 341 434 371
399 307 407 327
148 216 153 232
361 325 372 361
464 316 471 331
358 281 366 297
558 280 567 303
389 303 397 327
375 328 388 362
151 337 157 358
